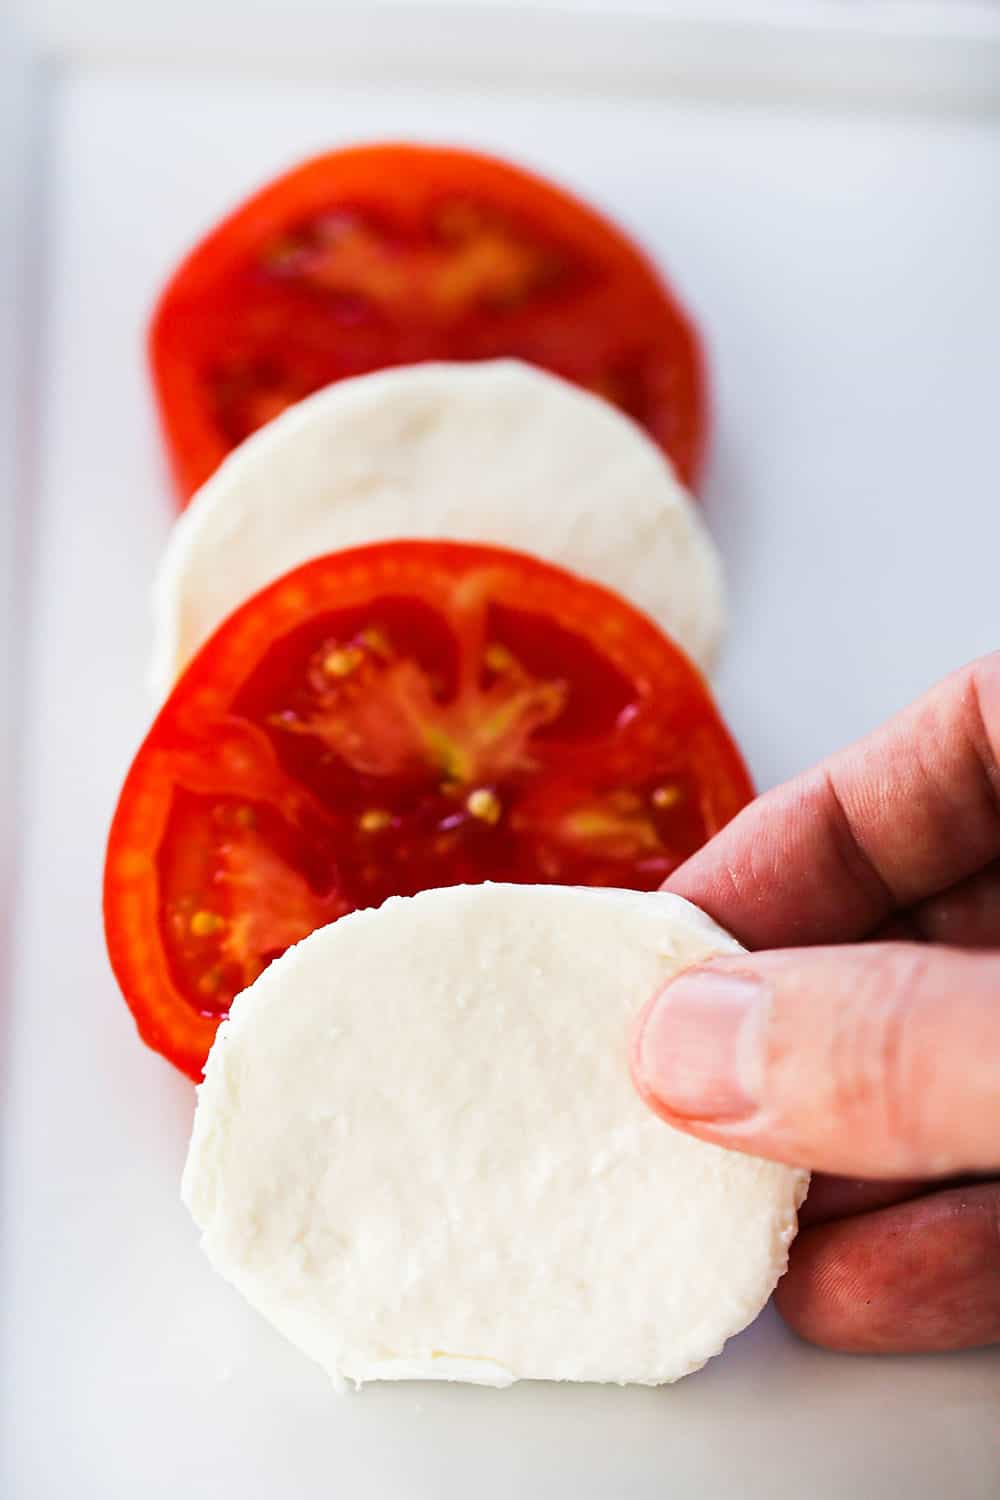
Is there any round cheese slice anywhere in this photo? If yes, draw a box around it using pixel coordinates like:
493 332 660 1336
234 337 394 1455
151 360 724 698
182 883 806 1389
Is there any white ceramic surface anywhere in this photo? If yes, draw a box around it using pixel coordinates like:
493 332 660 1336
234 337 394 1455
1 39 999 1500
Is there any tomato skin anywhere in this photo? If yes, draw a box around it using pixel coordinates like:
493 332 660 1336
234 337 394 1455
150 143 707 503
104 541 749 1080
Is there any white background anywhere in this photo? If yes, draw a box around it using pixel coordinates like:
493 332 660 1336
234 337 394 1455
2 8 1000 1499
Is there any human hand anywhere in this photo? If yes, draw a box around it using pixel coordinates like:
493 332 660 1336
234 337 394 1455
631 654 1000 1354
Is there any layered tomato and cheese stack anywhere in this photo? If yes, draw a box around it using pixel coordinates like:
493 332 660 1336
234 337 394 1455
103 146 805 1391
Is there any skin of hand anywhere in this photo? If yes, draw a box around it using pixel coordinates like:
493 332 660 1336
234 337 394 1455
631 653 1000 1355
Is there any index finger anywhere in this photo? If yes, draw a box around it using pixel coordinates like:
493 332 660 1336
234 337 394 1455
666 652 1000 948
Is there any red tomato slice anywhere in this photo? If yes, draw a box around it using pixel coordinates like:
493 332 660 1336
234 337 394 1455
104 542 750 1079
150 144 707 503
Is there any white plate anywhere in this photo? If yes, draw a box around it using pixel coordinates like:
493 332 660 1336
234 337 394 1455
2 16 1000 1500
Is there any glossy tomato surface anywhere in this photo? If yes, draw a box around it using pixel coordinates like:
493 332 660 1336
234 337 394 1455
104 542 750 1079
150 144 707 502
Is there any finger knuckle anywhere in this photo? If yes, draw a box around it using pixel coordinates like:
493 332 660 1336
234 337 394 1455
827 949 933 1167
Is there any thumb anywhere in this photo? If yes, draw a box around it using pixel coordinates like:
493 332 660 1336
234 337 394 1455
631 942 1000 1178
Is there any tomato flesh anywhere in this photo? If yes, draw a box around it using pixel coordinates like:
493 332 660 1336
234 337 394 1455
151 145 707 501
104 542 750 1079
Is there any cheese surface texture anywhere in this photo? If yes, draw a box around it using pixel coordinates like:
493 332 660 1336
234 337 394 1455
151 360 724 697
183 883 806 1389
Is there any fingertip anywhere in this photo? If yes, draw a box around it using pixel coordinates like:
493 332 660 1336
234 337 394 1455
776 1184 1000 1354
629 966 761 1125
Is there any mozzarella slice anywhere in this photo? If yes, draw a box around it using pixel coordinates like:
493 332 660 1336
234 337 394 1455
183 883 806 1389
151 360 724 698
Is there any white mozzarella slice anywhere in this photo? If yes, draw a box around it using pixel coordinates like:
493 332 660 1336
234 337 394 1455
151 360 724 698
183 883 806 1389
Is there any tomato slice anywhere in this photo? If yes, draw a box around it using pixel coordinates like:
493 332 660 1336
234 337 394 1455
150 144 707 503
104 542 750 1079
